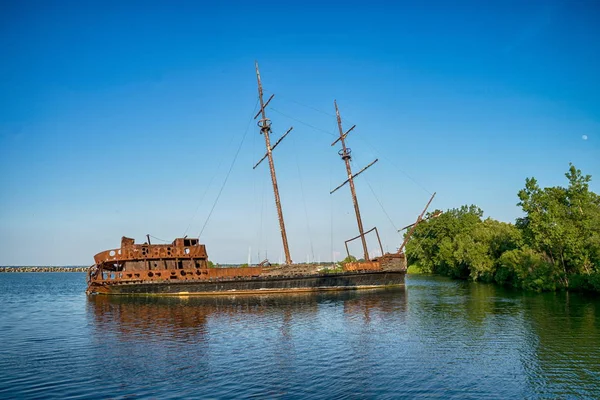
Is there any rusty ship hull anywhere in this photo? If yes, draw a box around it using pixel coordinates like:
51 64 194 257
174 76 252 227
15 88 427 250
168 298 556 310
86 237 406 296
88 270 405 296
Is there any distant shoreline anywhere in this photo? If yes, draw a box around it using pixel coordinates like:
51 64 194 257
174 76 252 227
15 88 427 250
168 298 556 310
0 267 88 273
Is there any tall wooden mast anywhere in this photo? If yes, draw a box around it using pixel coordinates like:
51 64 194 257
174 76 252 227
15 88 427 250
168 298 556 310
253 62 293 265
330 101 378 261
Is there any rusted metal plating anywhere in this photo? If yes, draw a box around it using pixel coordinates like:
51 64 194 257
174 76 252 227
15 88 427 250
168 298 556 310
88 236 243 289
253 62 293 265
344 261 382 272
91 266 264 286
94 237 207 265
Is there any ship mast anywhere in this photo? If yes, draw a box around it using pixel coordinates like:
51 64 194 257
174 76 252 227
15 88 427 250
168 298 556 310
330 101 378 261
253 62 293 265
397 192 437 254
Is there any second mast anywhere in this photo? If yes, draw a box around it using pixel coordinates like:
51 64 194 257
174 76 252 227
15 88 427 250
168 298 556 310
253 62 293 265
330 100 378 261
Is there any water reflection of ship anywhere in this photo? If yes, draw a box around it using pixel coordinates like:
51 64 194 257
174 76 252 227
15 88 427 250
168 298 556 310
88 289 408 337
343 288 408 324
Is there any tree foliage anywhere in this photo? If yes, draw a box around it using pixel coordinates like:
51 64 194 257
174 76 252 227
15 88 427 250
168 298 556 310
406 205 521 282
341 255 357 264
406 164 600 292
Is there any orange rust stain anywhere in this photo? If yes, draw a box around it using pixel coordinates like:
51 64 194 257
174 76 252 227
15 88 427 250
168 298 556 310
94 237 208 264
343 261 382 272
90 267 264 285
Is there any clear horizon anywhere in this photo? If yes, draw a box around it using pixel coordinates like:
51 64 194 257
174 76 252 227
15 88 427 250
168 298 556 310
1 0 598 265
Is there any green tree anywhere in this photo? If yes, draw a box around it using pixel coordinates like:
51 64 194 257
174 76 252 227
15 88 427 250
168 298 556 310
406 205 485 277
496 248 557 291
341 255 357 264
517 164 600 288
406 207 522 282
405 164 599 292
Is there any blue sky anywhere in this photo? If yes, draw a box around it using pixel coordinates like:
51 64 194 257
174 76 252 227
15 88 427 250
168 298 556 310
1 0 598 265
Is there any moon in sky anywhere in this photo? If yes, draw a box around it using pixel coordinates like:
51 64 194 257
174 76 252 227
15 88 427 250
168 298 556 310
582 135 588 140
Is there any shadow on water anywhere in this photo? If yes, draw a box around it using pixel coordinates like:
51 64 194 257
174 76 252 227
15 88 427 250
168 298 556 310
86 288 409 337
84 288 409 398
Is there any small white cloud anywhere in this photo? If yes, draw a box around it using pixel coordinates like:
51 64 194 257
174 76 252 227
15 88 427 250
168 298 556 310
582 135 588 140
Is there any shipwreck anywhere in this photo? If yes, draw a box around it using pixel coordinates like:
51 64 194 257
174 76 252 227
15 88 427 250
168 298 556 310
86 63 434 295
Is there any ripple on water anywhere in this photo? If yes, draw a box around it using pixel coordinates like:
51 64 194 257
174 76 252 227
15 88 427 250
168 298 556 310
0 274 599 398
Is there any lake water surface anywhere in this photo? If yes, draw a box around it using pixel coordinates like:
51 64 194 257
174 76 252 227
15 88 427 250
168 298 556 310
0 273 599 399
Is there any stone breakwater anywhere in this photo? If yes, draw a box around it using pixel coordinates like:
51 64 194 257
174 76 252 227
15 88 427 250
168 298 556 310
0 267 88 273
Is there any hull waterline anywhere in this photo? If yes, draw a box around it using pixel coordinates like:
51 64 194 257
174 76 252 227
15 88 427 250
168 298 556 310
87 270 406 296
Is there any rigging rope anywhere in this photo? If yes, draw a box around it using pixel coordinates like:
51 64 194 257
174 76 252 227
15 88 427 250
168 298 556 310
183 142 232 237
267 92 437 263
197 100 259 239
291 131 315 262
269 107 337 137
266 91 432 196
251 113 269 263
365 177 401 235
264 90 337 118
400 211 438 257
330 160 334 263
354 134 433 196
347 156 400 235
349 155 439 256
259 159 267 262
147 234 172 243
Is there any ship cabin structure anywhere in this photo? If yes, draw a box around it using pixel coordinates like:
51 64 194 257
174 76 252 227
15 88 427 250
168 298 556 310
87 236 263 293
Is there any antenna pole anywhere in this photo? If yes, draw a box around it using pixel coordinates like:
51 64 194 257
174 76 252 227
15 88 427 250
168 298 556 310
334 101 369 261
255 62 292 265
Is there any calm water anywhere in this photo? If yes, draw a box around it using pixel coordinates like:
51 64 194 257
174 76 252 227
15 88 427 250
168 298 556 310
0 273 599 399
